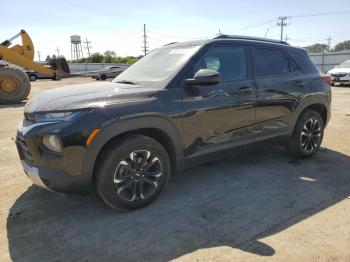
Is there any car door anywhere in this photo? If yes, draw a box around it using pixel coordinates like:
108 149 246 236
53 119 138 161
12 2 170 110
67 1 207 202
181 45 256 158
250 46 310 140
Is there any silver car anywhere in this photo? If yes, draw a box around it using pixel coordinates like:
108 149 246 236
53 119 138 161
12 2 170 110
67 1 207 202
91 66 127 80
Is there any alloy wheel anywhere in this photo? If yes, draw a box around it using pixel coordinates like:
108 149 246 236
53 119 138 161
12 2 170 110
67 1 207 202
113 150 162 202
300 118 321 153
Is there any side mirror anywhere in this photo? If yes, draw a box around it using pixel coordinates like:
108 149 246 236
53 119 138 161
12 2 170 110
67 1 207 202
184 69 220 86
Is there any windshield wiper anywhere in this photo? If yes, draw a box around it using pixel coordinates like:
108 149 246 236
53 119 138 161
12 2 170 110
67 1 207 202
115 80 140 85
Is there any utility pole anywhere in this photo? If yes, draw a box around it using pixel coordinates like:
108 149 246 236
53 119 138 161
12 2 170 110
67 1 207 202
83 38 92 58
321 47 325 73
326 36 332 52
142 24 149 55
56 47 60 57
219 29 221 35
277 16 288 42
284 34 289 43
264 27 270 38
37 50 41 62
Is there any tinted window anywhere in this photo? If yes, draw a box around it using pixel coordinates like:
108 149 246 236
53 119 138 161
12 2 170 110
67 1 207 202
252 48 291 77
194 46 247 81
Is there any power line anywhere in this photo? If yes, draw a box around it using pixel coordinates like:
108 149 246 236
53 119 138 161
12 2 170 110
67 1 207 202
231 19 272 33
83 38 92 58
289 10 350 18
147 30 211 40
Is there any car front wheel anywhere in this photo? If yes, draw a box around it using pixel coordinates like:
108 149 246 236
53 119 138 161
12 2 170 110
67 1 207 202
29 74 37 81
288 110 324 158
96 135 171 210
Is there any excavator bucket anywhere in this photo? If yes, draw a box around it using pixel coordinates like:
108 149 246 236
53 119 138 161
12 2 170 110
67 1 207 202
48 57 70 78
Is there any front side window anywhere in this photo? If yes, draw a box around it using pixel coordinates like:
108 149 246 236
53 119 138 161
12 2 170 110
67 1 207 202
252 48 291 77
194 46 247 81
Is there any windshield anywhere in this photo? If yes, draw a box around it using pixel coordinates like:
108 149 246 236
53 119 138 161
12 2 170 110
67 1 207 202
337 60 350 68
113 45 200 87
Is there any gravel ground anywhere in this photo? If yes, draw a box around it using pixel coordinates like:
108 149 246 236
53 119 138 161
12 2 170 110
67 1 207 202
0 78 350 262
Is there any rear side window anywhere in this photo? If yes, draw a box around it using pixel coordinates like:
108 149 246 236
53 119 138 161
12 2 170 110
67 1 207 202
252 48 291 77
288 48 319 75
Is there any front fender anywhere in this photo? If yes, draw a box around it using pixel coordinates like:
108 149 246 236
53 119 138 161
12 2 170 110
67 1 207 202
81 114 184 181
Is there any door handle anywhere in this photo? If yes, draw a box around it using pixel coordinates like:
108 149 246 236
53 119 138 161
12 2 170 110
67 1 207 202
295 81 306 87
238 86 254 92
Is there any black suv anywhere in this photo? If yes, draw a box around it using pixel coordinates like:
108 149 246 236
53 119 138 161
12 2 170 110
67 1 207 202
16 36 331 210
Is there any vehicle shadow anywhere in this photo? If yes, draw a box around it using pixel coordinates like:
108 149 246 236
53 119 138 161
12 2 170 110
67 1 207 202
6 145 350 262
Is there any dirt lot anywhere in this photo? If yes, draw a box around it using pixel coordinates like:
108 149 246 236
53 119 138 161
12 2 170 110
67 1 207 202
0 78 350 262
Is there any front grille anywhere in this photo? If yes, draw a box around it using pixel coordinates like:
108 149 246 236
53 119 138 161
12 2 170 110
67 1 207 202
331 73 347 77
16 133 34 162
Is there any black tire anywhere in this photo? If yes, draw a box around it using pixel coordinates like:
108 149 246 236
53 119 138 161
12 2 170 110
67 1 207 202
100 74 107 81
0 66 31 104
288 110 324 158
29 74 37 81
52 75 61 81
95 135 171 210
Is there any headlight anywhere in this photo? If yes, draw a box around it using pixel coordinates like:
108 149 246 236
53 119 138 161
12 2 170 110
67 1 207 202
35 111 82 122
42 134 62 152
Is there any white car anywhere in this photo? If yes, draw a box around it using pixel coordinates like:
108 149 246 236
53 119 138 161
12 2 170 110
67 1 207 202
328 60 350 86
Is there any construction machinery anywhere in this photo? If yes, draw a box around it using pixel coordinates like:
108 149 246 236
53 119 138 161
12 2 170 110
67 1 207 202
0 30 70 104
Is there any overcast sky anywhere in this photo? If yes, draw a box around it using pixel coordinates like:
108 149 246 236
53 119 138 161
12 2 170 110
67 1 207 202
1 0 350 60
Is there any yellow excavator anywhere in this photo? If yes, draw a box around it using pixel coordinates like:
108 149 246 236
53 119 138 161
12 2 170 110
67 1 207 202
0 30 70 104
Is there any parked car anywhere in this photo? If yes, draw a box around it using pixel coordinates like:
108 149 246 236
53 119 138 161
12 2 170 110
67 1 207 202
91 66 126 80
25 70 60 81
16 35 331 210
328 60 350 86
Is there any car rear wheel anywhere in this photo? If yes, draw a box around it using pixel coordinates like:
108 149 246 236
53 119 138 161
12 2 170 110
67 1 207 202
95 135 171 210
287 110 324 158
100 74 107 81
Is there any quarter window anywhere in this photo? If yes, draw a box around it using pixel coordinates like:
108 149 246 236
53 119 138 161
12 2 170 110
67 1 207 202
194 46 247 81
252 48 291 77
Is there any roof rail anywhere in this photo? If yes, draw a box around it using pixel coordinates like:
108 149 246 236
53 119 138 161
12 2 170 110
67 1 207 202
213 35 289 45
163 42 178 46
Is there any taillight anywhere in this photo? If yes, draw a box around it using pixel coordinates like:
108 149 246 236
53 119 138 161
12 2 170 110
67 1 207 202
321 75 332 86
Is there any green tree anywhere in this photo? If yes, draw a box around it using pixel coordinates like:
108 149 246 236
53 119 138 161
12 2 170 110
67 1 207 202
88 52 104 63
304 43 328 53
333 40 350 52
103 50 116 63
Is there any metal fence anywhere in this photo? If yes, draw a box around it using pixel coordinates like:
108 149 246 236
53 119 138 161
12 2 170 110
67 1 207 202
309 50 350 73
68 63 130 73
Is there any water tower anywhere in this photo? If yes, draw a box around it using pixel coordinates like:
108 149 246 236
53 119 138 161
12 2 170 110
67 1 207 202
70 35 83 60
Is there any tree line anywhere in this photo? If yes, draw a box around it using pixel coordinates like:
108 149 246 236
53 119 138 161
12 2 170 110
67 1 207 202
46 50 142 64
304 40 350 53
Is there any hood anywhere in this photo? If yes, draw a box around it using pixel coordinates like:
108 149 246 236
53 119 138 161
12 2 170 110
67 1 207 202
24 82 159 113
328 67 350 74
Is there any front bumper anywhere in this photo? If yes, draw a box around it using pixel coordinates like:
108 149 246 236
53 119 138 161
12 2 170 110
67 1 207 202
20 160 91 194
21 160 52 191
331 75 350 83
15 113 103 194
